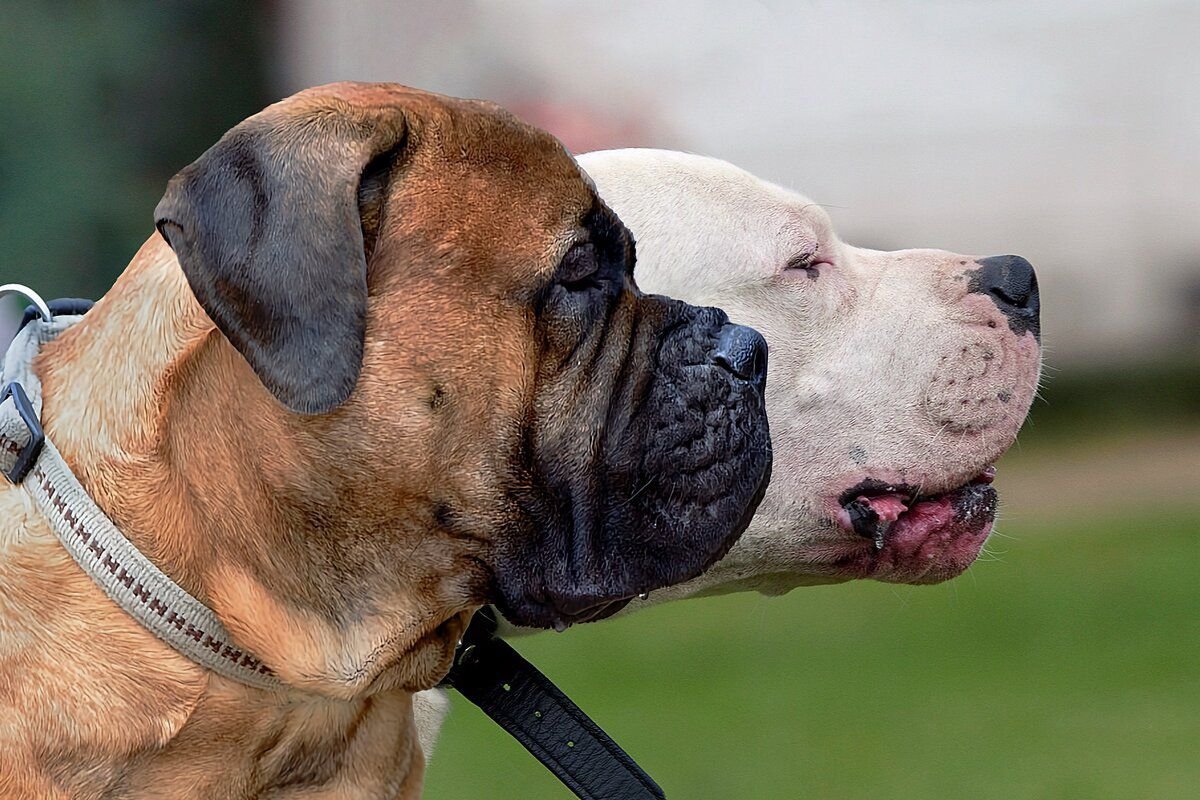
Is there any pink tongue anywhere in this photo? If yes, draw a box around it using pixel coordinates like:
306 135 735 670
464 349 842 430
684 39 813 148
857 494 908 522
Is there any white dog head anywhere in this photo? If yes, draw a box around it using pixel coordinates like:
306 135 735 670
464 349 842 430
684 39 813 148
579 149 1042 599
417 150 1044 757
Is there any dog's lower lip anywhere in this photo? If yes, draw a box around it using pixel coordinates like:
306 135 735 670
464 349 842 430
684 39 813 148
837 467 999 546
546 597 635 631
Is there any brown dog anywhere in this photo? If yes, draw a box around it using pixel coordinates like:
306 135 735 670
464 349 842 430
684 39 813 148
0 83 770 798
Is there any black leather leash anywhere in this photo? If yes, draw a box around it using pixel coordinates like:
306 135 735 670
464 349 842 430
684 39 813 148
442 609 666 800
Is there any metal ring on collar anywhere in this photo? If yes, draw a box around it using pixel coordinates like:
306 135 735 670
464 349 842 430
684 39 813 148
1 284 53 324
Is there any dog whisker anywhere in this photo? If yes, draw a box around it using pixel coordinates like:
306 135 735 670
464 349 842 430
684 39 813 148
617 475 658 509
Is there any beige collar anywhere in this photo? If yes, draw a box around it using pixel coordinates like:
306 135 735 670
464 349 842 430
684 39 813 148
0 287 282 690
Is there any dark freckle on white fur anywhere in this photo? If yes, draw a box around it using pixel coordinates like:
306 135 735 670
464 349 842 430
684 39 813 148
850 445 868 465
959 260 967 266
988 320 998 328
998 390 1013 402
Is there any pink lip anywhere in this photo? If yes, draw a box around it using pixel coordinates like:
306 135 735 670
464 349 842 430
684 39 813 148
825 469 999 584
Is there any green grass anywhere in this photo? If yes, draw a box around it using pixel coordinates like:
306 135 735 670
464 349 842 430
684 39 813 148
425 507 1200 799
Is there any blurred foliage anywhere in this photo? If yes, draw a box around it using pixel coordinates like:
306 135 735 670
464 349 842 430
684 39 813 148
427 505 1200 799
0 1 271 300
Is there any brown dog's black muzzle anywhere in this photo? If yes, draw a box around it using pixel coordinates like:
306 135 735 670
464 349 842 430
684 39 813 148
493 299 772 630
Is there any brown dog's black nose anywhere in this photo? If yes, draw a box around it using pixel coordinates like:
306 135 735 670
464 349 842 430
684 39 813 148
712 323 768 382
971 255 1041 340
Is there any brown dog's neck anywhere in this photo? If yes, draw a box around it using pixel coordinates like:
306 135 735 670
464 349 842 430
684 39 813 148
36 234 283 600
33 234 469 699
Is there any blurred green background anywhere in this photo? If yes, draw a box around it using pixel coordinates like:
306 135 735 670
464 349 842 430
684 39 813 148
0 2 271 303
428 506 1199 799
2 2 1198 798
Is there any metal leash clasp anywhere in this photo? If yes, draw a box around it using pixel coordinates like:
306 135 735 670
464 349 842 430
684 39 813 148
1 284 53 325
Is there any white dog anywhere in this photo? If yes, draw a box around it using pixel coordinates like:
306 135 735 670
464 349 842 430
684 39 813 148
416 148 1043 751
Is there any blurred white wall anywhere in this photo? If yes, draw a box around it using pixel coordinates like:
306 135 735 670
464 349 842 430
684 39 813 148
277 0 1200 367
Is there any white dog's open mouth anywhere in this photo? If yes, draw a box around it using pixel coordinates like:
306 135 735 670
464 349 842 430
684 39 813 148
828 469 998 583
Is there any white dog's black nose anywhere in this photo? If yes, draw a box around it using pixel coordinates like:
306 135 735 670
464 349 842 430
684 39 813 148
712 324 769 382
972 255 1040 341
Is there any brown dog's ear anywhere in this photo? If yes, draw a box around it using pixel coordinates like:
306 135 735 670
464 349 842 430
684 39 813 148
154 90 408 414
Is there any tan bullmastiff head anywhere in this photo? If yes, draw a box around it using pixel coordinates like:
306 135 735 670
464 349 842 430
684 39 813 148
0 83 771 798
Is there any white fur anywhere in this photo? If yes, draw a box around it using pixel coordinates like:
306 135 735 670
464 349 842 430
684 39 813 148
416 149 1041 756
413 684 451 757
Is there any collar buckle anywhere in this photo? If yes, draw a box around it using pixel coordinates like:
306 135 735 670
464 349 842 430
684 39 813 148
1 381 44 484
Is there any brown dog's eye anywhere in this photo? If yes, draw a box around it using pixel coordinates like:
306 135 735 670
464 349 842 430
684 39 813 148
559 243 602 292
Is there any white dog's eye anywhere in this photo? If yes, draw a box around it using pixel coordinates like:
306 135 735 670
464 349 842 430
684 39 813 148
784 252 823 279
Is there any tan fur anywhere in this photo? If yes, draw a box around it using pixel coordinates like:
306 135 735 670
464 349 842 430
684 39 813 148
0 84 604 798
0 235 438 799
